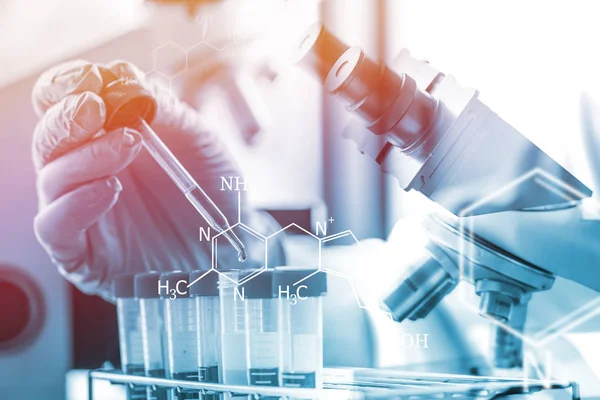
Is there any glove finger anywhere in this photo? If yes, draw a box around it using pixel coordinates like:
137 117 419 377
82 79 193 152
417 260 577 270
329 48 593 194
32 60 104 117
105 60 165 97
37 128 142 205
106 59 169 97
34 176 122 269
32 91 107 171
105 60 146 80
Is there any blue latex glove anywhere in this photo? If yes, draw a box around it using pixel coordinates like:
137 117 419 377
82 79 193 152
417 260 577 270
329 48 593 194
32 60 284 298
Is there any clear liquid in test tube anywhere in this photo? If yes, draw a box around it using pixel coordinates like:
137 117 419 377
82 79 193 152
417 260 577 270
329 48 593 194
113 274 146 400
190 270 221 400
242 269 279 389
274 268 327 390
219 270 249 399
135 272 169 400
161 272 200 400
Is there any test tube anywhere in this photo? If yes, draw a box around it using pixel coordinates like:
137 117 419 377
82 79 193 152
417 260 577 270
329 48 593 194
189 271 221 400
274 268 327 389
218 270 248 397
160 272 200 399
242 269 279 389
113 274 146 400
135 272 169 400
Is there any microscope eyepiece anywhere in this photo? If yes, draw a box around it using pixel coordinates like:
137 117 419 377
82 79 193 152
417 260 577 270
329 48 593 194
294 23 350 84
295 23 442 157
325 47 441 152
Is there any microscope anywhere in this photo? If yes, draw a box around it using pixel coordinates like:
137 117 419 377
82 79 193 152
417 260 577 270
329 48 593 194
295 24 600 369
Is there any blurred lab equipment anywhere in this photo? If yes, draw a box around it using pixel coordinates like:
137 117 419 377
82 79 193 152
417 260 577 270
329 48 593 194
135 272 169 400
0 262 68 398
0 266 45 354
295 23 600 373
0 56 72 399
113 274 146 400
100 68 247 262
149 0 278 146
242 269 279 388
189 270 222 398
274 267 327 390
161 271 201 399
179 50 274 146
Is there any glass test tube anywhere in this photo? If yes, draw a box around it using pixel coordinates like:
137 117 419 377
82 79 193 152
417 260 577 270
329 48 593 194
113 274 146 400
218 270 249 396
161 272 200 400
189 271 221 400
135 272 169 400
243 269 279 389
274 268 327 389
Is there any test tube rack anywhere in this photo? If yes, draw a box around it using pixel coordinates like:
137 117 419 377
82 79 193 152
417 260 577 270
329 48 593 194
87 367 579 399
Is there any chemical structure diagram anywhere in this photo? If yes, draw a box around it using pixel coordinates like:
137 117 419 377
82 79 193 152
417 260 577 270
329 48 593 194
143 12 249 96
161 176 395 322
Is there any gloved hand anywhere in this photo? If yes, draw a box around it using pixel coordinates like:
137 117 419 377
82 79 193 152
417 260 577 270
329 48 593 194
32 60 283 298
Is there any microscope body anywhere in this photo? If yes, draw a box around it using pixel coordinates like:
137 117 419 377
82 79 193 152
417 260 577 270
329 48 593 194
364 51 598 368
295 24 597 370
361 51 599 368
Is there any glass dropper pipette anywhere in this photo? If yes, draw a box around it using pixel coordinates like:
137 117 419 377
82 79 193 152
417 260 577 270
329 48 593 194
100 70 247 262
136 118 247 262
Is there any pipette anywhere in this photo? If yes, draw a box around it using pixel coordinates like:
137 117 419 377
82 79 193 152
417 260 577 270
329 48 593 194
99 69 247 262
